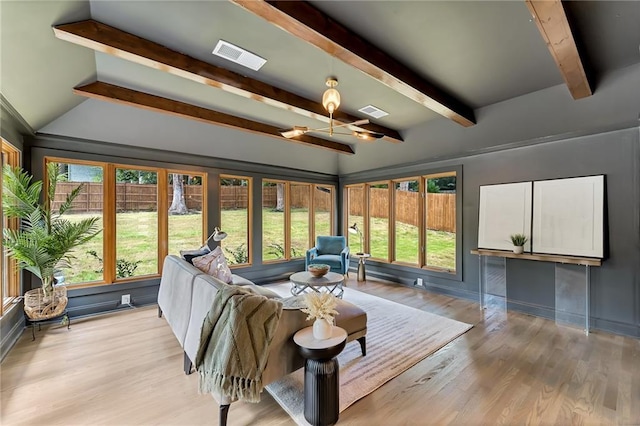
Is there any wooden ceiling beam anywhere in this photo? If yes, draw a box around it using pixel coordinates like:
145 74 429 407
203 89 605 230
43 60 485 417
74 81 355 155
53 20 401 144
525 0 592 99
231 0 476 127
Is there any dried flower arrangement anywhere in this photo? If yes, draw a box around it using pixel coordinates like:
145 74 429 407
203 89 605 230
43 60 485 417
300 292 339 322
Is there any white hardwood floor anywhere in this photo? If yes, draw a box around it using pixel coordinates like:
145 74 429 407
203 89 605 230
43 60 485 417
1 277 638 425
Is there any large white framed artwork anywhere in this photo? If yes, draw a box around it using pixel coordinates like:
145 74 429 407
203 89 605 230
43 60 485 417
532 175 604 258
478 182 532 251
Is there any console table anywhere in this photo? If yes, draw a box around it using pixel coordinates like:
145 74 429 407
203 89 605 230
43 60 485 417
471 249 601 335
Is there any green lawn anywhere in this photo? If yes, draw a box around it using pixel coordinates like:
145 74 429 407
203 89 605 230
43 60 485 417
63 209 455 285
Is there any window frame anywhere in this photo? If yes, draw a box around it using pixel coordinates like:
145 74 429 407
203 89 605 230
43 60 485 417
1 140 21 315
263 179 335 263
42 157 207 288
219 174 252 267
343 167 461 278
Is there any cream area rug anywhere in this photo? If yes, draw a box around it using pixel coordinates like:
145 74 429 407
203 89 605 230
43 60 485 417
263 283 473 426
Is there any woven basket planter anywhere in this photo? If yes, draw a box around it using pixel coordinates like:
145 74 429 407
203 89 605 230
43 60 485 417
24 286 68 320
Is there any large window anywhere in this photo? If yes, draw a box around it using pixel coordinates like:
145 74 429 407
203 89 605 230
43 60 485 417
168 172 205 257
1 140 20 314
220 175 251 266
369 182 390 260
313 185 333 242
262 180 287 261
425 172 456 271
344 170 458 274
394 178 420 265
116 167 159 278
40 158 207 287
346 185 365 254
263 180 335 262
51 160 105 284
291 183 311 258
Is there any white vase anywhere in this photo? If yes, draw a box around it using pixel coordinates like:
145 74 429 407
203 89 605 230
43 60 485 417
313 318 332 340
513 246 524 254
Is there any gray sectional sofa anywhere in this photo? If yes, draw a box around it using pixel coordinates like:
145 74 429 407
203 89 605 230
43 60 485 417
157 255 367 425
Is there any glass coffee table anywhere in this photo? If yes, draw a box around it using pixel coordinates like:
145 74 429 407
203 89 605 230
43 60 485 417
289 271 345 299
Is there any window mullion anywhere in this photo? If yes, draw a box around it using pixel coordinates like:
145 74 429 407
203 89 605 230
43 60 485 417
285 182 291 260
103 164 116 284
157 170 168 272
419 178 426 268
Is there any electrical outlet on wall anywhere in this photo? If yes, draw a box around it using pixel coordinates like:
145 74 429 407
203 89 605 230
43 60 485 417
121 294 131 305
417 278 423 286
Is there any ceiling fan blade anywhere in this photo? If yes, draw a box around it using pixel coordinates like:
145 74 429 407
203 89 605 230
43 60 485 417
280 126 308 138
353 130 385 141
313 118 370 133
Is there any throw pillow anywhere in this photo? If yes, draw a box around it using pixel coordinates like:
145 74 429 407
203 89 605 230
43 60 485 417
192 246 233 284
180 246 211 265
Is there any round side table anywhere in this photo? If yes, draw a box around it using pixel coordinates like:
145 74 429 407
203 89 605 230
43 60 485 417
353 253 371 282
294 326 347 426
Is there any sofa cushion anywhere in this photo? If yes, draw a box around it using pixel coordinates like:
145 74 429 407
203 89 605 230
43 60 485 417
192 246 233 284
309 254 342 271
316 236 346 255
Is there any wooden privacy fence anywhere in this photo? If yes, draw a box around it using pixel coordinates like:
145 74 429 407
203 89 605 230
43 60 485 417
52 183 203 213
53 184 330 212
349 187 456 232
262 186 331 211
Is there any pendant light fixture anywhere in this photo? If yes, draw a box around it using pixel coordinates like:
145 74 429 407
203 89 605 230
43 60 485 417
322 78 340 135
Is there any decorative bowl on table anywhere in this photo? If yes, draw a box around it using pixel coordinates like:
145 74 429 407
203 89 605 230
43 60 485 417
308 264 330 277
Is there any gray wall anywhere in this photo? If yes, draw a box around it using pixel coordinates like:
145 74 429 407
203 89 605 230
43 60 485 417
0 96 29 361
343 126 640 337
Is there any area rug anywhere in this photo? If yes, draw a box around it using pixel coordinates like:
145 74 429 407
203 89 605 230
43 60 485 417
263 283 473 426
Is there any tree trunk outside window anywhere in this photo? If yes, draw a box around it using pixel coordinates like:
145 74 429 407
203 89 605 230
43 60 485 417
275 183 284 212
169 174 188 215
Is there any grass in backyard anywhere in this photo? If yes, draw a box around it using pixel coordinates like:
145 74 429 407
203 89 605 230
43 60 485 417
62 209 455 285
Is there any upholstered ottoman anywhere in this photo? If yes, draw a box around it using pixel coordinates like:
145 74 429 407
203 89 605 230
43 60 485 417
334 299 367 356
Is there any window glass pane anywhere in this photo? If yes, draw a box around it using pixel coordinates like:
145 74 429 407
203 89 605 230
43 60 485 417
346 186 364 254
314 185 332 241
220 176 250 265
52 162 104 285
116 168 158 277
369 183 389 260
168 173 204 256
425 173 456 271
290 183 310 258
394 180 420 264
262 180 285 261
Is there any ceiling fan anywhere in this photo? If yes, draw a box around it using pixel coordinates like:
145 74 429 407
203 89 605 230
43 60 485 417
279 78 385 142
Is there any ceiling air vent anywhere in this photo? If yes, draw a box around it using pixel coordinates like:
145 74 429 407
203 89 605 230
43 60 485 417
212 40 266 71
358 105 388 119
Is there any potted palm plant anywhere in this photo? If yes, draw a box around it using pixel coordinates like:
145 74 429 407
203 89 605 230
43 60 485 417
2 163 101 320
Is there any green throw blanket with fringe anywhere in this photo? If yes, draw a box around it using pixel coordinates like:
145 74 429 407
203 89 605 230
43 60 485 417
195 285 283 403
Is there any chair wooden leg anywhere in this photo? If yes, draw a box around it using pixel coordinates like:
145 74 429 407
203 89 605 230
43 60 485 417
357 336 366 356
219 404 230 426
183 352 192 375
157 306 163 318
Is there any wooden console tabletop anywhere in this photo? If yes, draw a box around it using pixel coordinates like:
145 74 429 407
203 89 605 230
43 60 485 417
471 249 601 267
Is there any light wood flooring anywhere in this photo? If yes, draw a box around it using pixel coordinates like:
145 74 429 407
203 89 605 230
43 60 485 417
2 277 639 425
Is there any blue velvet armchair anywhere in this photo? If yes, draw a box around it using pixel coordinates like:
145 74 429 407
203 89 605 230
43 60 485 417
305 236 350 275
